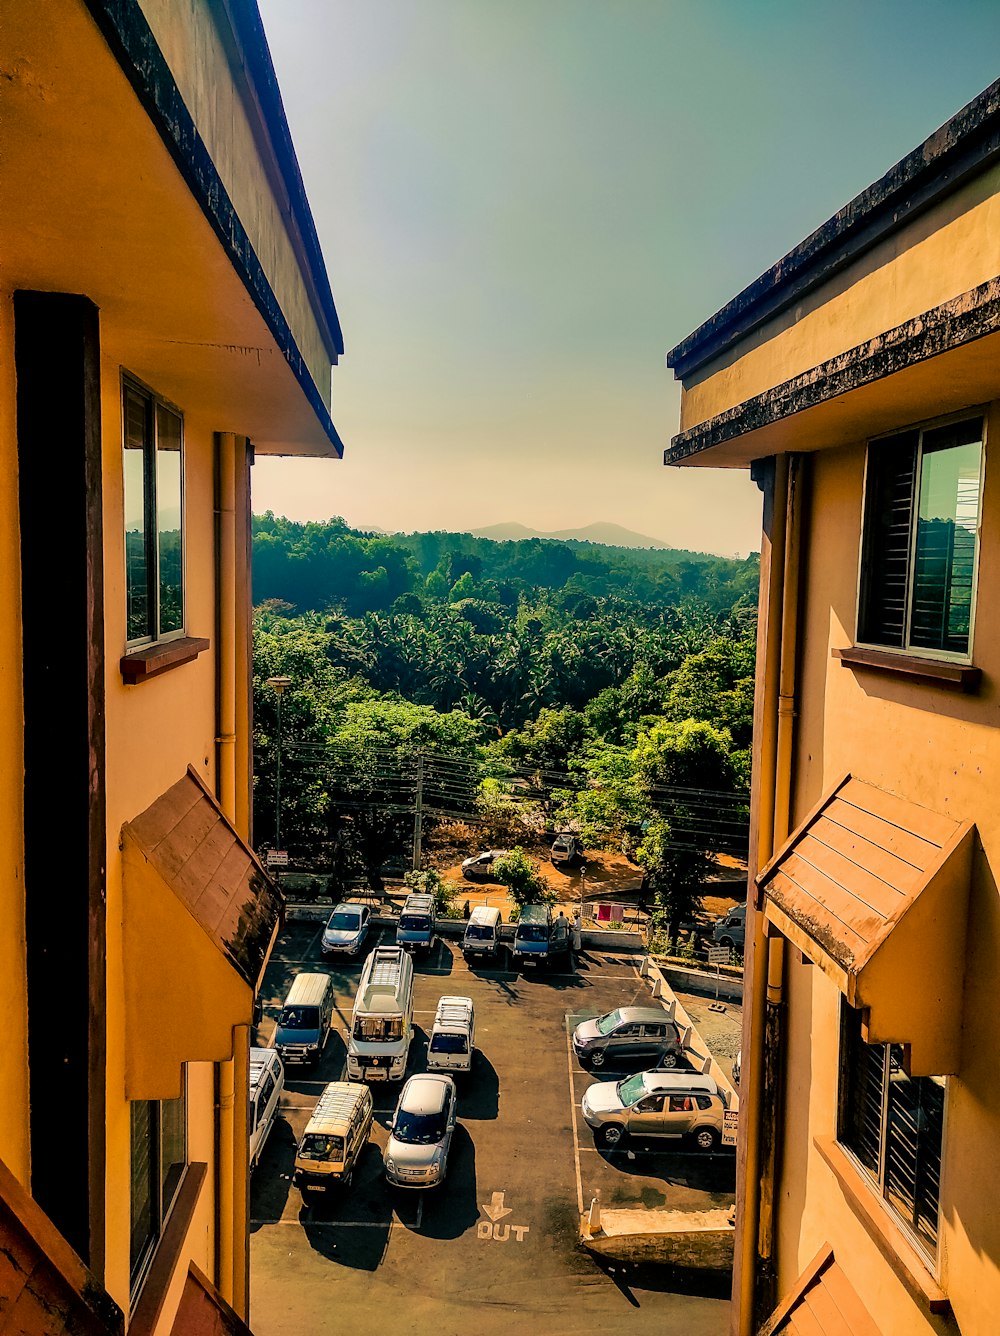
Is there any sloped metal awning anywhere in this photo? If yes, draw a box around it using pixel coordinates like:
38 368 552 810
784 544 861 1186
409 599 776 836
168 1263 254 1336
121 767 282 1099
757 775 973 1075
0 1154 123 1334
760 1244 880 1336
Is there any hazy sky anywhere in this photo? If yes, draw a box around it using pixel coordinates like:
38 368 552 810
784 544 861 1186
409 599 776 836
254 1 1000 556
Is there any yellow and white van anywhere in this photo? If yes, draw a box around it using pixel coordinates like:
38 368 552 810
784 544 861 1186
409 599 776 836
293 1081 374 1194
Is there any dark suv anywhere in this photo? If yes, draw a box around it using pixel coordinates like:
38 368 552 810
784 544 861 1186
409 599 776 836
572 1006 685 1069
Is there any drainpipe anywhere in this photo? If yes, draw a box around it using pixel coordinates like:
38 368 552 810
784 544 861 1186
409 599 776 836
756 453 803 1320
213 432 239 1308
733 454 787 1336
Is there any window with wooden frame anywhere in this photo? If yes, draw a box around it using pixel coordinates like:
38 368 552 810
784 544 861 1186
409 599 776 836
123 375 184 645
129 1082 187 1298
838 1003 944 1259
858 414 984 659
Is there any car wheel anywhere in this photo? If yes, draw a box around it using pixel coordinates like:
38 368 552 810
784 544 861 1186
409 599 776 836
588 1050 606 1068
694 1126 720 1152
658 1051 679 1069
600 1123 627 1149
719 936 734 949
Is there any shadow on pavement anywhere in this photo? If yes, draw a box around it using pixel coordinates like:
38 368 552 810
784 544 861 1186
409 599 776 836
590 1254 731 1302
249 1117 296 1232
298 1144 392 1272
403 1125 478 1240
459 1051 499 1120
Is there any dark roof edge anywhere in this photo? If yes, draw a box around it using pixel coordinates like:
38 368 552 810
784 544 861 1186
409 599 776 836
664 276 1000 465
666 79 1000 380
219 0 344 360
84 0 344 457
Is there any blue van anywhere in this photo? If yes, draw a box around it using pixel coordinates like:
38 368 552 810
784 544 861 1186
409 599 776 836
396 892 436 954
274 972 334 1065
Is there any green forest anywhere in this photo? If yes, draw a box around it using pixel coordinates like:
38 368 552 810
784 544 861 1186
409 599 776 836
252 515 759 933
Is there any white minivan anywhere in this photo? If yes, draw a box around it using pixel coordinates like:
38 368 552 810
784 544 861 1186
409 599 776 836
249 1047 285 1172
462 905 502 960
427 996 475 1074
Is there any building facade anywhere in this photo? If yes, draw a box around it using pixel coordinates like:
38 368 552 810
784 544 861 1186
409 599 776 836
667 81 1000 1336
1 2 344 1331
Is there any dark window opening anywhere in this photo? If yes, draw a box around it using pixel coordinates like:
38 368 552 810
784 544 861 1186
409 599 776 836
130 1083 187 1295
124 376 184 645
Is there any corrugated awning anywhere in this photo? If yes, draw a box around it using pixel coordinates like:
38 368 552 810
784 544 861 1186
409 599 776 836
760 1244 880 1336
121 767 282 1099
758 775 973 1075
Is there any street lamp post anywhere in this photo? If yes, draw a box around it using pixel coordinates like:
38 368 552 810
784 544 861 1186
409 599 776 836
266 676 292 851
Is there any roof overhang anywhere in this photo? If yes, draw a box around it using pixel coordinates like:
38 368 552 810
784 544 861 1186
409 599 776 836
121 768 282 1100
665 278 1000 468
760 1244 879 1336
3 0 343 458
757 775 973 1076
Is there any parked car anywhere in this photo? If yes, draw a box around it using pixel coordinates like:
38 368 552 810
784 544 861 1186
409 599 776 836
427 996 475 1074
572 1006 685 1069
384 1074 458 1189
550 832 583 865
461 849 508 881
581 1071 727 1150
462 904 503 960
732 1050 742 1088
712 903 747 951
293 1081 373 1194
512 903 571 968
321 902 371 957
396 891 437 954
249 1047 285 1172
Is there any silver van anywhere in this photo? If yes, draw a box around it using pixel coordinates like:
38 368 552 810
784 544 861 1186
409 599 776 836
462 905 502 960
249 1047 285 1172
294 1081 374 1193
713 903 747 950
427 996 475 1074
274 972 335 1065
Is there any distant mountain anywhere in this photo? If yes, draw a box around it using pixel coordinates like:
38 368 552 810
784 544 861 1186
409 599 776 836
470 521 673 549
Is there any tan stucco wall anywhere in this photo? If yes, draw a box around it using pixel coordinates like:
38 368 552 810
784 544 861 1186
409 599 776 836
0 300 29 1187
774 406 1000 1335
680 165 1000 432
138 0 334 401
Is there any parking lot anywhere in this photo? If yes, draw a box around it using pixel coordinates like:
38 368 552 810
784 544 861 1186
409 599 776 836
249 919 734 1336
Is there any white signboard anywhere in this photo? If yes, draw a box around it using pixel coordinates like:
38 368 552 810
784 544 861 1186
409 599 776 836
707 945 731 965
723 1109 739 1147
266 850 289 867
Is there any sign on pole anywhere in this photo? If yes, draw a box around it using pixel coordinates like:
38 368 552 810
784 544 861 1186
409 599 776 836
723 1110 739 1147
707 945 731 965
267 850 289 868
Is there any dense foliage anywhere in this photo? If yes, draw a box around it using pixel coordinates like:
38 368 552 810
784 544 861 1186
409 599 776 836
252 517 758 939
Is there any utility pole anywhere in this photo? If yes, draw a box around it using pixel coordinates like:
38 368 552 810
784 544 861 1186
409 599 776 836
412 751 424 870
266 676 292 850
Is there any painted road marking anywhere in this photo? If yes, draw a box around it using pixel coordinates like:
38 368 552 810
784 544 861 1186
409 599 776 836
564 1025 585 1215
477 1191 528 1243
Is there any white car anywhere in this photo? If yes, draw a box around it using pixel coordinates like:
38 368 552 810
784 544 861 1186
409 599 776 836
461 850 508 881
385 1074 457 1188
581 1070 726 1151
321 902 371 956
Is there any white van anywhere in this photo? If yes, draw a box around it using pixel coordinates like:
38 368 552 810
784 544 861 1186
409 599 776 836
462 905 502 960
294 1081 374 1194
249 1047 285 1172
274 972 335 1065
347 946 414 1083
427 996 475 1074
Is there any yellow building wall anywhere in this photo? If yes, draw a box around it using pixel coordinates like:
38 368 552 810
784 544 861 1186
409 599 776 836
0 298 30 1187
679 164 1000 432
137 0 334 400
774 406 1000 1336
100 352 228 1323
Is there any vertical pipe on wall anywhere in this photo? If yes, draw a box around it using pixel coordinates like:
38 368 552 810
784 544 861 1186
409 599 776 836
215 432 237 823
732 454 787 1336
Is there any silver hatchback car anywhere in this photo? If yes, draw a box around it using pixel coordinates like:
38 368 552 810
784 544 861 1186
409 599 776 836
385 1074 457 1188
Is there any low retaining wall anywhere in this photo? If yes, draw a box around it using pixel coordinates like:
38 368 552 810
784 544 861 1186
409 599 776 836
582 1209 734 1271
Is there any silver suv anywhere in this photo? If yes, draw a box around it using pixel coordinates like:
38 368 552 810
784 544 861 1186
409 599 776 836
582 1071 726 1150
573 1006 685 1069
384 1074 457 1189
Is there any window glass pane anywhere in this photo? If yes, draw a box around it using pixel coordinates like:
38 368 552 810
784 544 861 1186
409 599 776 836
156 405 183 636
859 432 918 648
124 389 151 643
910 423 982 654
130 1100 155 1281
160 1093 186 1216
885 1051 944 1251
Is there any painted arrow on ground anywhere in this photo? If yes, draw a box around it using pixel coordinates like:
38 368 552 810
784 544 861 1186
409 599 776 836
481 1191 512 1222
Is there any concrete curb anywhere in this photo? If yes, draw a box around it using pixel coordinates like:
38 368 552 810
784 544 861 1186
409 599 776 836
580 1208 735 1271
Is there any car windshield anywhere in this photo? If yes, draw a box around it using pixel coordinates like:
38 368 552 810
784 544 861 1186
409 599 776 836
465 925 493 940
354 1015 403 1042
617 1073 647 1106
278 1006 318 1031
299 1133 344 1161
327 912 360 931
393 1108 446 1145
517 925 547 942
430 1034 468 1053
399 914 431 931
596 1010 622 1035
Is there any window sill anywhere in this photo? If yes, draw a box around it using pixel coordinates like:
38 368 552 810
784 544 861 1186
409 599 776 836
121 636 210 685
129 1161 207 1336
813 1136 950 1316
832 646 981 692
